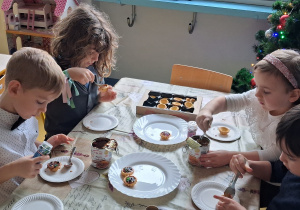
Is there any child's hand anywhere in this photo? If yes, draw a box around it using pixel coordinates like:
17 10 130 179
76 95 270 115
67 67 95 85
230 154 252 178
12 155 49 179
196 108 213 132
99 86 117 102
199 150 231 168
47 134 74 148
214 195 246 210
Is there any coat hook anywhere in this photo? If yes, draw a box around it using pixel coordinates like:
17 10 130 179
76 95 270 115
127 5 136 27
188 12 197 34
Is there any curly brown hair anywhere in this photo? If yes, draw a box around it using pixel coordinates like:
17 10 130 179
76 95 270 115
51 3 119 77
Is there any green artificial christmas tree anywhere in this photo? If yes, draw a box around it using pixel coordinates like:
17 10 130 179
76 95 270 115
232 0 300 93
254 0 300 60
231 68 254 93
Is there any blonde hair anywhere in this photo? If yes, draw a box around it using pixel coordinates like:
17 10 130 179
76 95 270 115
5 47 65 94
51 3 119 78
254 49 300 91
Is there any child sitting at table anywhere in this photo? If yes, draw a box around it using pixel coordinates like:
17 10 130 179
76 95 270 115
196 49 300 168
214 105 300 210
44 4 120 139
0 47 73 204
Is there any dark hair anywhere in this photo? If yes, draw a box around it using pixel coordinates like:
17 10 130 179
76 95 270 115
276 105 300 156
51 3 119 77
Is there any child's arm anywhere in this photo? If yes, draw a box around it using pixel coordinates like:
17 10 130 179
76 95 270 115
230 154 272 182
65 67 95 85
0 156 49 184
47 134 74 149
196 96 227 132
199 150 260 168
214 195 246 210
98 85 117 102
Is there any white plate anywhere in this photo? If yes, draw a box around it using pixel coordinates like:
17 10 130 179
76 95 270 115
191 181 240 210
133 114 188 145
12 193 63 210
108 152 181 198
206 122 241 142
83 113 119 131
40 156 84 183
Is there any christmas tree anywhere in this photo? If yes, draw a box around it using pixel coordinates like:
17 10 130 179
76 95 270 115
232 0 300 93
254 0 300 60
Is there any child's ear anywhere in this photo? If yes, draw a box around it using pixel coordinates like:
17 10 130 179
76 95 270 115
289 89 300 103
7 80 22 96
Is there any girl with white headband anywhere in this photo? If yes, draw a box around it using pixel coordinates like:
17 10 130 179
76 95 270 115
196 49 300 168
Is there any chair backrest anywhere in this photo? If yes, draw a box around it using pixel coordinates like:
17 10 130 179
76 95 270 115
170 64 233 93
0 69 6 95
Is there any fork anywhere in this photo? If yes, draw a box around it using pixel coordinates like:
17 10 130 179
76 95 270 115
65 147 76 168
223 171 241 198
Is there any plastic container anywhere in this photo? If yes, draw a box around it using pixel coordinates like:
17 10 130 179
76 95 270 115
33 141 53 158
187 121 197 137
91 138 118 169
187 135 210 167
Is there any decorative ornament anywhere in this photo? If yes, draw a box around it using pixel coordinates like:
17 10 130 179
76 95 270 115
279 14 290 27
265 28 273 39
277 24 283 30
267 14 272 23
250 78 256 88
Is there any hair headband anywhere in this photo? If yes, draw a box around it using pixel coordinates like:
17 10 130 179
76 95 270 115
263 54 298 88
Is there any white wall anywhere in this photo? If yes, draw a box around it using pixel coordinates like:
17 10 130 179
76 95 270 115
94 1 269 83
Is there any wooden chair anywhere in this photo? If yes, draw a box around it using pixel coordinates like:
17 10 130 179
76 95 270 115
170 64 233 93
0 69 6 95
0 69 46 142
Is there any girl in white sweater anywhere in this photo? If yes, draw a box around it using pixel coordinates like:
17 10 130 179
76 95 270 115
196 49 300 168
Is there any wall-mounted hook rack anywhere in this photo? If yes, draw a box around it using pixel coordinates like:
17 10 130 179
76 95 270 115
188 12 197 34
127 5 136 27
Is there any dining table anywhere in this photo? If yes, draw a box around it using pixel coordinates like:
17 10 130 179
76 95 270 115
0 77 261 210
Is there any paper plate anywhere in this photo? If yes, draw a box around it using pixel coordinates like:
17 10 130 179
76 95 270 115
12 193 63 210
206 122 241 142
83 113 119 131
191 181 239 210
40 156 84 183
133 114 188 145
108 152 181 198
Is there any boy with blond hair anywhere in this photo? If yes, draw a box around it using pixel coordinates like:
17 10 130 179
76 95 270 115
0 47 73 203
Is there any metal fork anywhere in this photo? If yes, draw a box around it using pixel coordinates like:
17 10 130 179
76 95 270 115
223 171 241 198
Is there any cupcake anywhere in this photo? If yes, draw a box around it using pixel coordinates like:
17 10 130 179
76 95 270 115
47 161 61 172
99 84 109 92
121 166 134 177
170 106 179 111
184 101 194 109
218 127 230 135
172 102 181 106
173 97 183 102
160 131 171 140
123 175 137 187
157 104 167 109
159 98 169 104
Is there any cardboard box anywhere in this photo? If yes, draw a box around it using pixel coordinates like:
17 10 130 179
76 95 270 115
136 90 202 121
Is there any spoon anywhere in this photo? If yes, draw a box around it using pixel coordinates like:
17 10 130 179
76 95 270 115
201 120 212 139
64 147 76 168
